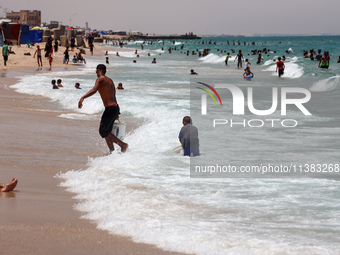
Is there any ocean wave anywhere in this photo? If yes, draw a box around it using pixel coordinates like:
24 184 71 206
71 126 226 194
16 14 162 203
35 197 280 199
263 61 304 79
198 53 228 64
310 75 340 92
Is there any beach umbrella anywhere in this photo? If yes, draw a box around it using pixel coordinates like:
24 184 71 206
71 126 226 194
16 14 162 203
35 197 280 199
67 26 73 30
31 26 41 30
99 30 108 35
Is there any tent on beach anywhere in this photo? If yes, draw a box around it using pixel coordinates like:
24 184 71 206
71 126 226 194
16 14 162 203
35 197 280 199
20 24 30 44
28 30 43 43
3 23 21 44
0 22 44 45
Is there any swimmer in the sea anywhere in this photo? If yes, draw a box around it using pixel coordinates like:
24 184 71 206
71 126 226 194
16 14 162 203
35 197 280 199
243 67 254 79
190 69 198 75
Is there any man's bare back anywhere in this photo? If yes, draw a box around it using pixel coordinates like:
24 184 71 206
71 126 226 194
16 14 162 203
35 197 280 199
96 75 117 107
78 67 117 109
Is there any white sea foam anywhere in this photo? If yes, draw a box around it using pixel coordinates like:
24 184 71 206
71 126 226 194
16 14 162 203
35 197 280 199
199 53 228 64
115 51 138 58
310 75 340 92
154 48 165 54
263 61 304 79
11 39 340 255
11 72 104 115
58 113 98 120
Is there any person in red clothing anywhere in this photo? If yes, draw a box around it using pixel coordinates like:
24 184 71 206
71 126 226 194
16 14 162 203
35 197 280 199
275 57 285 77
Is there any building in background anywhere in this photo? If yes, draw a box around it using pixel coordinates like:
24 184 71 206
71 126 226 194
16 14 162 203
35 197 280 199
6 10 41 27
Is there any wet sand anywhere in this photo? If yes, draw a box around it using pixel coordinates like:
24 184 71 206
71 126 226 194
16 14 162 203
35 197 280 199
0 69 186 255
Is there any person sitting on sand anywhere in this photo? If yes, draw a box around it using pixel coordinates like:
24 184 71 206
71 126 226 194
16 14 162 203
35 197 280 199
117 83 124 90
190 69 198 75
57 79 64 87
0 178 18 192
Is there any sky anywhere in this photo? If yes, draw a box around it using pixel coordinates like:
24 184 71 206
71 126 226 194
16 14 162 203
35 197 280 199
2 0 340 36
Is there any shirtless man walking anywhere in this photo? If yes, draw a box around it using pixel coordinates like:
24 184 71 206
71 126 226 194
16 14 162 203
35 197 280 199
78 64 128 153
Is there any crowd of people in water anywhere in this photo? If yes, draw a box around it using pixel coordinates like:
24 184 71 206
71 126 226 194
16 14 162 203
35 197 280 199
12 34 333 79
10 35 333 86
104 38 333 78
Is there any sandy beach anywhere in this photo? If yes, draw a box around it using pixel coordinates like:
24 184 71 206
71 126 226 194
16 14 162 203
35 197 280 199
0 44 186 255
0 40 115 70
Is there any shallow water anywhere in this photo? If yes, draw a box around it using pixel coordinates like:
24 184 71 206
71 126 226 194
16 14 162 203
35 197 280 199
12 36 340 255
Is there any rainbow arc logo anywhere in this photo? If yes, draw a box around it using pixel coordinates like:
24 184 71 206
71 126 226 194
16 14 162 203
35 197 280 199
196 82 223 106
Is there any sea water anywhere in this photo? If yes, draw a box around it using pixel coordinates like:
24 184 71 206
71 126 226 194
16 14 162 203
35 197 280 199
11 36 340 254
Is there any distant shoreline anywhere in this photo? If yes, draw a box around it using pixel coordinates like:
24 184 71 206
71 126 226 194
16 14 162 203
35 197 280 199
102 34 201 41
99 34 340 42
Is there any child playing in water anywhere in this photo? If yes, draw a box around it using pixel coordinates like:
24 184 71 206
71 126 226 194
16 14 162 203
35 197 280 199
276 57 285 76
225 52 230 65
243 67 254 79
244 59 251 71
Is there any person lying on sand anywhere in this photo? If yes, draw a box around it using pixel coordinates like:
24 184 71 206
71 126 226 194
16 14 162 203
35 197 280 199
0 178 18 192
